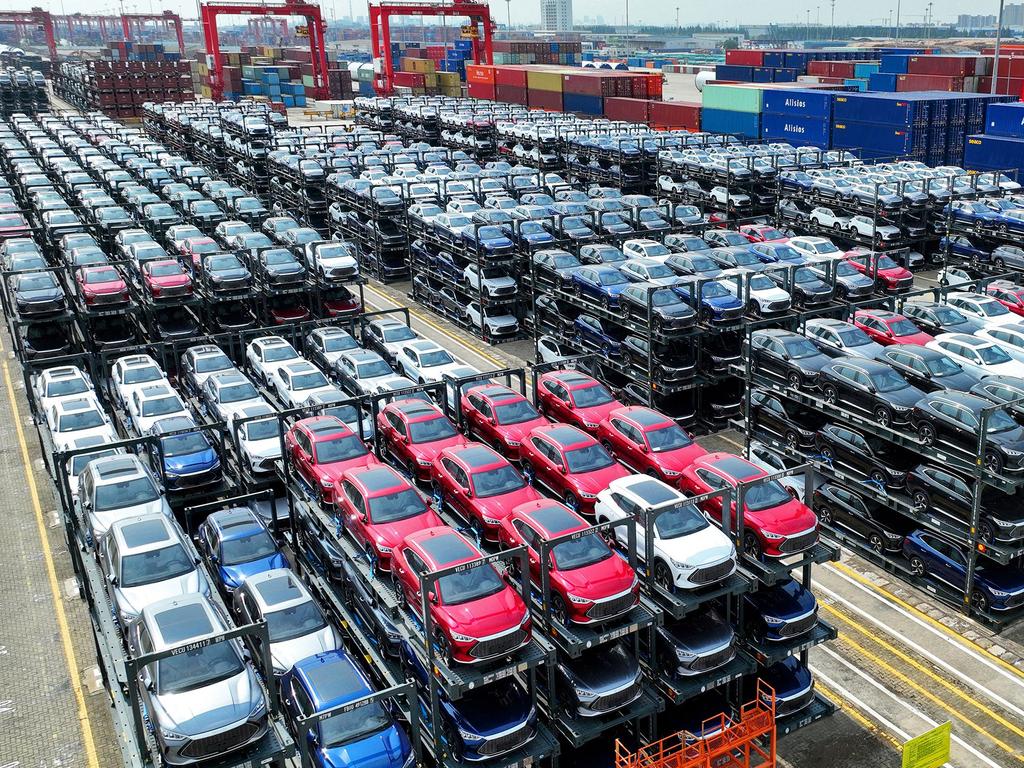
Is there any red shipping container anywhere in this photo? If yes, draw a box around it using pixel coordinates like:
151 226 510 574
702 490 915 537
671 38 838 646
896 73 965 92
829 62 856 78
604 97 651 121
562 72 611 96
996 58 1024 78
978 76 1024 95
394 71 426 88
650 100 702 130
527 88 562 110
466 64 495 84
468 81 496 100
646 73 663 100
724 49 764 66
495 84 528 104
907 55 992 77
807 61 831 76
494 66 528 88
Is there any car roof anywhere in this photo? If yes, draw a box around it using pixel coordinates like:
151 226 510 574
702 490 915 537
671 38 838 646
407 526 479 567
293 651 369 710
246 568 309 611
209 506 263 536
91 454 145 480
536 423 591 449
701 451 764 481
111 513 175 553
298 415 351 437
389 399 443 420
347 465 407 494
449 443 504 469
614 405 673 428
143 595 222 649
524 501 586 537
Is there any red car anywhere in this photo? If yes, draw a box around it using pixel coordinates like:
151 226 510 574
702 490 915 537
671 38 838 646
182 236 220 271
853 309 932 346
843 250 913 293
461 383 548 460
391 526 531 664
141 259 193 299
497 499 639 625
433 443 541 540
596 406 707 484
986 281 1024 317
0 212 31 241
284 415 380 505
679 452 818 559
740 224 788 243
268 299 312 324
520 424 630 515
377 399 469 483
335 465 443 572
322 287 362 317
535 370 624 432
75 265 129 306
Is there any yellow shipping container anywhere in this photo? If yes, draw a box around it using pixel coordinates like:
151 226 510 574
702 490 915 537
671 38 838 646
437 72 460 86
199 85 213 98
441 85 462 97
526 70 563 92
423 72 437 88
409 58 435 74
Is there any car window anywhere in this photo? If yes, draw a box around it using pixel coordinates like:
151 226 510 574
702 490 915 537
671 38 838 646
610 492 639 516
512 519 537 549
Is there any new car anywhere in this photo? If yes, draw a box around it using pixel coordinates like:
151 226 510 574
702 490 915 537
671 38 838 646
618 283 698 334
535 370 623 432
814 423 917 489
748 391 825 450
879 346 980 393
900 301 984 337
910 391 1024 474
148 415 222 491
812 482 913 553
196 507 287 593
569 265 631 309
672 278 746 324
742 577 818 643
843 251 913 293
461 383 547 460
853 309 933 346
304 326 360 371
395 340 463 385
804 318 883 360
816 356 924 427
926 333 1024 379
655 609 736 678
200 370 266 423
596 406 706 483
746 329 833 390
285 416 380 504
554 641 643 718
333 349 397 397
532 248 582 288
141 259 192 299
126 383 190 434
12 270 65 315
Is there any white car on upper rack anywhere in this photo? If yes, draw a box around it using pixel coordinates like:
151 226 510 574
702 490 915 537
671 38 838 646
270 360 336 408
246 335 302 387
719 268 792 315
926 333 1024 379
110 354 167 410
394 340 465 385
945 292 1021 328
47 394 117 444
126 383 191 434
33 365 95 413
229 402 282 476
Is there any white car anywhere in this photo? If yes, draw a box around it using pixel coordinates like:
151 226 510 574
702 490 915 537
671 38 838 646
788 236 843 259
333 349 399 397
463 263 517 298
394 340 464 384
366 375 433 405
594 475 737 591
270 360 335 408
126 384 190 434
936 266 976 289
808 207 850 230
180 345 236 393
709 186 750 208
945 292 1020 327
47 394 117 444
202 371 269 423
304 240 359 282
657 175 687 194
847 214 901 242
33 365 94 413
622 238 673 262
926 333 1024 379
246 335 302 386
111 354 167 410
747 441 805 499
229 402 281 476
465 302 520 339
619 258 682 286
59 434 125 502
536 335 578 364
360 318 421 364
976 324 1024 364
804 318 884 359
720 269 792 315
304 326 360 369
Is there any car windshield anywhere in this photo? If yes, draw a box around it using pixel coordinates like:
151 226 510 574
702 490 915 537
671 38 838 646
652 501 709 538
551 254 578 268
323 334 359 352
149 262 182 277
978 344 1013 364
47 376 88 397
157 642 244 695
477 225 505 240
265 251 297 266
320 699 392 748
521 222 546 235
489 398 535 425
749 275 775 290
190 240 220 254
702 282 730 299
744 479 793 512
834 261 859 277
19 273 56 290
598 270 629 286
836 327 872 347
571 383 614 408
988 408 1019 433
161 431 210 457
356 360 393 379
71 449 119 475
408 416 457 442
926 356 961 376
889 319 920 336
141 396 181 417
120 543 193 587
564 443 614 473
446 215 471 228
553 531 613 570
194 352 231 373
868 369 909 393
94 476 159 511
368 487 427 523
472 465 525 496
793 268 819 284
784 338 822 359
243 418 278 441
719 232 749 246
84 268 119 284
646 264 675 279
419 349 454 367
438 562 506 605
221 530 277 565
266 600 327 643
59 409 104 431
292 371 329 390
263 346 298 363
757 228 785 240
875 255 900 270
646 424 693 452
315 434 367 463
221 382 258 402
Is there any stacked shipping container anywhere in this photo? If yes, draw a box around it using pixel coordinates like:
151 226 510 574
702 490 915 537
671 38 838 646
189 46 352 105
966 101 1024 179
53 59 193 119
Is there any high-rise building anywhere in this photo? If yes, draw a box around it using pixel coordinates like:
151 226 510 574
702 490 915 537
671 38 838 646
1004 3 1024 26
957 13 997 28
540 0 573 32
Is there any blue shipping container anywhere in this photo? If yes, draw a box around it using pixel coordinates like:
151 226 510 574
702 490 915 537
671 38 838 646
563 93 604 116
854 62 880 78
965 134 1024 176
843 79 868 92
701 108 762 139
784 52 811 71
832 120 918 156
761 88 834 119
985 102 1024 139
764 52 786 68
832 92 930 126
761 112 831 148
772 68 799 82
752 67 773 83
879 54 910 73
715 64 754 81
868 72 898 91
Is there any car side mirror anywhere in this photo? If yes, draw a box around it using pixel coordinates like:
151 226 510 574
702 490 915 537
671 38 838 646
559 465 567 475
428 591 438 605
359 514 368 523
210 555 219 565
109 576 118 587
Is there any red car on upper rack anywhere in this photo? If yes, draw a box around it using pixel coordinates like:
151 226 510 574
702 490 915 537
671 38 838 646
335 465 443 572
460 383 549 461
141 258 193 299
985 280 1024 317
75 265 129 307
843 249 914 292
497 499 640 625
534 369 624 432
377 399 469 483
740 224 789 243
680 452 819 560
596 406 707 484
391 526 532 665
284 415 380 505
181 236 221 271
853 309 933 346
520 424 630 515
432 443 542 541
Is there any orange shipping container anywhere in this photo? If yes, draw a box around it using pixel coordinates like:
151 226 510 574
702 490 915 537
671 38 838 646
466 64 495 84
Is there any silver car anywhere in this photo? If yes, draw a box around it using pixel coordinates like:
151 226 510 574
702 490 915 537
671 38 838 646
804 318 884 360
232 568 341 677
128 594 268 765
77 454 173 540
99 514 209 627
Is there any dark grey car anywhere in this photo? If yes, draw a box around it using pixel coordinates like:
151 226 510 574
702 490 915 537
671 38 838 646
555 641 643 718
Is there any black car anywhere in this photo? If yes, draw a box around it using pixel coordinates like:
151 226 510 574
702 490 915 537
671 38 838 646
701 332 742 375
655 610 736 679
910 391 1024 474
768 265 834 307
747 329 833 390
202 252 252 294
12 270 65 315
253 247 306 286
970 375 1024 412
152 307 201 341
554 641 643 719
880 345 980 393
533 294 580 334
363 219 407 250
209 300 256 332
812 482 913 553
91 316 137 350
814 423 917 488
906 465 1024 544
618 283 697 334
532 248 581 289
412 273 443 308
900 301 984 337
621 335 696 384
816 356 924 427
749 391 826 449
742 578 819 643
20 323 71 360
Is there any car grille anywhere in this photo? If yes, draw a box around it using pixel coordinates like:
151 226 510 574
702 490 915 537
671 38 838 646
776 610 818 638
217 278 248 290
691 558 735 586
470 628 527 660
1004 591 1024 609
477 723 535 757
775 687 815 717
172 467 220 488
719 307 744 320
686 643 736 673
328 266 358 278
779 529 819 554
92 293 124 305
179 722 261 760
489 285 516 297
590 680 643 713
895 277 913 289
160 285 190 297
586 590 636 621
767 300 791 312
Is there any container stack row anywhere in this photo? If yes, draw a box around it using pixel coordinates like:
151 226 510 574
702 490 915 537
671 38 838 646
719 47 927 87
189 45 351 104
52 59 192 119
966 101 1024 179
492 39 582 66
103 40 181 63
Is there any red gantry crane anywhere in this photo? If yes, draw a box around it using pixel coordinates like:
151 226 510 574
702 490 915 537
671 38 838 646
247 16 290 43
0 8 57 64
200 0 329 101
52 11 185 57
121 12 186 57
369 0 495 95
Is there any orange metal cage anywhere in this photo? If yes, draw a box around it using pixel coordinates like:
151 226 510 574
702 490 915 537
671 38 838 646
615 682 777 768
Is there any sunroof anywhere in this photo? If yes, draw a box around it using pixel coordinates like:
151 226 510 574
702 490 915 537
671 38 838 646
630 479 679 506
458 445 498 468
121 518 170 548
303 655 364 703
254 573 303 606
154 602 213 644
420 532 475 565
711 456 760 481
530 504 579 536
356 467 402 493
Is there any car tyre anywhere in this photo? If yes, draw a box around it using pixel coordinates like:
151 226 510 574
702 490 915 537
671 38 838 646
869 468 887 486
743 532 764 560
786 371 802 390
868 533 886 554
979 521 995 544
874 406 892 428
816 504 833 526
822 384 838 405
550 594 570 626
653 560 675 594
984 451 1004 474
563 491 580 511
910 487 930 512
908 556 926 576
971 590 990 614
434 627 454 666
916 421 936 446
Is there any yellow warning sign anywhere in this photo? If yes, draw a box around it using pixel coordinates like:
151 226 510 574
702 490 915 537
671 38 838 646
902 722 951 768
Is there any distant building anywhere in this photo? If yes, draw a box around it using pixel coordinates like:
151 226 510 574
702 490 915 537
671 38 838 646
540 0 573 32
1005 3 1024 26
957 13 997 29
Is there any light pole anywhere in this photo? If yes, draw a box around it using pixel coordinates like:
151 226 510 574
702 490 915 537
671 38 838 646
806 8 810 35
993 0 1006 93
831 0 836 39
895 0 901 38
625 0 630 52
505 0 511 31
676 6 680 30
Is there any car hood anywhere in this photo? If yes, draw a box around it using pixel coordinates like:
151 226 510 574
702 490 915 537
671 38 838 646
555 555 636 599
664 613 735 653
212 267 250 280
439 585 526 637
977 564 1024 592
934 371 979 391
152 667 262 735
369 509 444 550
658 522 735 565
746 579 817 616
90 497 171 537
498 417 549 444
271 626 340 673
883 384 926 409
116 568 205 619
474 485 543 521
894 332 934 346
322 724 409 768
570 464 630 496
562 645 640 690
20 286 62 301
244 436 283 459
151 275 191 288
454 682 533 734
743 499 818 537
221 552 288 588
320 453 379 481
165 450 219 474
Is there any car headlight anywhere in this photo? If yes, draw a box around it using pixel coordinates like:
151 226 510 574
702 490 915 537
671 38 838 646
990 588 1010 598
376 543 392 554
762 531 785 540
457 726 481 742
506 439 521 447
762 615 785 624
417 457 432 467
579 491 598 500
481 514 501 525
567 593 592 604
581 420 598 429
449 630 474 643
159 727 188 741
669 558 692 570
1003 448 1023 457
891 404 911 412
248 696 267 719
675 647 697 660
662 468 681 477
573 685 594 697
320 478 334 489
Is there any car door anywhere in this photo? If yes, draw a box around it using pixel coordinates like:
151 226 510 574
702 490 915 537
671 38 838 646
607 492 644 550
530 436 563 490
541 380 571 423
933 538 969 592
291 429 314 484
512 518 542 579
400 549 430 612
382 411 408 462
465 394 493 442
695 467 729 522
438 457 471 518
340 479 368 547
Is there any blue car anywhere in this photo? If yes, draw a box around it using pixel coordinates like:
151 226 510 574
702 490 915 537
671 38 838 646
505 220 555 249
756 657 815 717
903 530 1024 613
940 235 990 262
673 279 745 323
149 415 221 491
196 507 288 594
556 216 597 244
946 200 1003 232
748 243 807 266
573 313 626 356
461 225 514 256
400 641 536 762
742 577 818 642
570 265 631 308
281 651 413 768
778 170 815 193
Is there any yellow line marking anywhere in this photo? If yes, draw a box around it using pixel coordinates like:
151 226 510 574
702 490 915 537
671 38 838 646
829 622 1024 761
829 560 1024 682
824 601 1024 740
2 357 101 768
813 679 904 752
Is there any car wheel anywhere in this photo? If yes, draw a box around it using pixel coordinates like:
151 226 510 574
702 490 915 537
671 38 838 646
995 257 1006 269
747 300 760 317
815 504 833 525
743 532 764 560
563 491 580 511
971 590 990 614
443 721 465 763
822 384 838 405
550 594 570 626
819 445 835 462
603 295 613 312
910 488 930 512
653 560 675 593
874 406 892 428
786 371 802 390
908 556 926 576
869 468 887 486
434 628 454 666
868 533 886 554
979 521 995 544
405 459 419 483
916 421 936 446
984 451 1004 474
785 431 800 450
469 517 485 544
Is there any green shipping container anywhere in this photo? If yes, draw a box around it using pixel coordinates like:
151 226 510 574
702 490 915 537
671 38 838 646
527 70 563 92
302 74 315 87
702 83 763 114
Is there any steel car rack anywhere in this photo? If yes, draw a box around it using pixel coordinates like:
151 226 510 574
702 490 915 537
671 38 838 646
641 633 757 707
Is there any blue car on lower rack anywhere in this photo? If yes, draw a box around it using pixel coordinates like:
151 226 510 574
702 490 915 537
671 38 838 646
673 278 745 323
196 507 288 594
